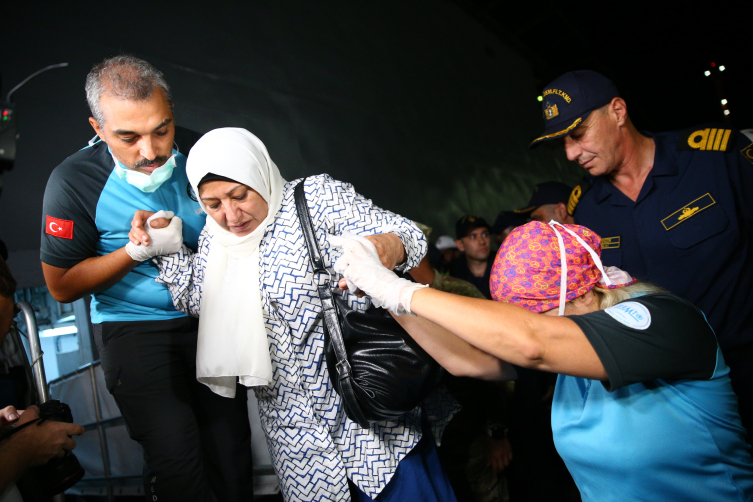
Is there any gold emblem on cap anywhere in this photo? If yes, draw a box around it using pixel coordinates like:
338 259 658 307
544 102 559 120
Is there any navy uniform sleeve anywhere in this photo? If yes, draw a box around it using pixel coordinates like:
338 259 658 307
40 148 109 268
568 294 718 391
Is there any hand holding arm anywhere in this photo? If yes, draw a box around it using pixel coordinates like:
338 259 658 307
330 234 606 379
44 210 183 303
331 234 426 315
124 211 183 261
363 233 406 270
129 210 173 246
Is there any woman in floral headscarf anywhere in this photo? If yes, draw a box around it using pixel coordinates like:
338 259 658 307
331 221 753 502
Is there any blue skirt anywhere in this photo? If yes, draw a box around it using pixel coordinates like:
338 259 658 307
355 426 457 502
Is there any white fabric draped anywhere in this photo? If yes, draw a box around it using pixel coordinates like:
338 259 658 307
185 128 284 397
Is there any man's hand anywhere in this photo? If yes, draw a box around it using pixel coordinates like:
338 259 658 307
487 437 513 475
7 406 85 466
0 406 22 429
125 211 183 262
130 210 171 246
364 233 406 271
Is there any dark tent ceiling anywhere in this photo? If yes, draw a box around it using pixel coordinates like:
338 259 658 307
1 0 747 287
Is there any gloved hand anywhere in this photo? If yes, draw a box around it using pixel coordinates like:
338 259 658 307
599 266 636 288
330 233 427 315
125 210 184 262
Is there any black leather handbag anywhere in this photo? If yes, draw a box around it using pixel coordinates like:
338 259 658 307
294 179 444 428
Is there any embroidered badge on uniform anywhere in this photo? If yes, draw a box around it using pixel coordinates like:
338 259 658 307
544 102 559 120
601 236 620 249
741 142 753 165
661 193 716 230
677 128 734 152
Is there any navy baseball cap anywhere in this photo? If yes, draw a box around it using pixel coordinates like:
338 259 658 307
491 212 527 234
530 71 620 148
515 182 572 214
455 215 490 240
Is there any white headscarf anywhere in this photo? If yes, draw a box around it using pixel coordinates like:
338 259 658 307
186 128 284 397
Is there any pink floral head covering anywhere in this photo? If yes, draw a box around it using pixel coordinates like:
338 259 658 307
490 221 636 313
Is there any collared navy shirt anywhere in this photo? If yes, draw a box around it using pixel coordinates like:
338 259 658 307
573 128 753 352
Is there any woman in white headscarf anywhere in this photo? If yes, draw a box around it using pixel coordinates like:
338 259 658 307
133 128 460 502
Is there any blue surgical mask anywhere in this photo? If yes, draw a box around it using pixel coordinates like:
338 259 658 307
113 152 177 193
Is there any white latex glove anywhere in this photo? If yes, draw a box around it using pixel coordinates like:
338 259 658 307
125 210 184 262
599 266 635 287
330 233 427 316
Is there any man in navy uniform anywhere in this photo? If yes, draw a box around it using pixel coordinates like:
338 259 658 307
530 70 753 441
40 56 253 501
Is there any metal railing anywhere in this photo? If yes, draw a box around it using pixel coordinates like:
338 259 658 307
14 301 97 502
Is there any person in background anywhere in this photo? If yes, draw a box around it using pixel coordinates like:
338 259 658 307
515 182 573 225
433 235 459 275
490 212 527 247
530 70 753 443
0 254 15 347
490 210 579 501
0 251 27 412
451 216 493 299
39 56 253 501
407 226 509 502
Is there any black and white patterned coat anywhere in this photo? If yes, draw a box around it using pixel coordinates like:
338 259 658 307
155 175 457 501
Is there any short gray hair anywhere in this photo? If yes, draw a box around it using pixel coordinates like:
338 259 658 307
85 55 172 124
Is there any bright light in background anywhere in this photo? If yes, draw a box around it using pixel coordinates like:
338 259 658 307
704 71 711 76
721 99 728 105
719 66 725 71
41 326 78 337
724 110 730 116
537 96 543 102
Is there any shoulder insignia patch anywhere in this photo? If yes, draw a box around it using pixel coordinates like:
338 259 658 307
677 128 734 152
567 184 590 216
741 142 753 165
661 193 716 230
601 236 620 249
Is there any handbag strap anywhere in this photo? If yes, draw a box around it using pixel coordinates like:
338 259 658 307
294 179 370 428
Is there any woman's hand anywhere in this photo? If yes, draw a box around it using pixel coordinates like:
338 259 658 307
125 210 184 262
363 233 406 270
130 210 172 246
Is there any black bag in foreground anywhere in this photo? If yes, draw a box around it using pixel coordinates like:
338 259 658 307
294 179 444 428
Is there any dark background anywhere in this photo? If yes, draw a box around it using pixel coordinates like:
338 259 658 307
1 0 750 287
456 0 752 131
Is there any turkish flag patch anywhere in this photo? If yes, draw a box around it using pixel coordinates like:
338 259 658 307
45 216 74 240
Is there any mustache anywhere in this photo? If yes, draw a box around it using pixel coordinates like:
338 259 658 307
134 156 170 169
